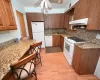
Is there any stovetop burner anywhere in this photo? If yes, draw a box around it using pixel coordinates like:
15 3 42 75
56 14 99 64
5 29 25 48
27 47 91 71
68 37 85 42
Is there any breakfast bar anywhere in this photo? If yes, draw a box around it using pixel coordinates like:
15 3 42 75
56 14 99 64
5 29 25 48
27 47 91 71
0 40 35 80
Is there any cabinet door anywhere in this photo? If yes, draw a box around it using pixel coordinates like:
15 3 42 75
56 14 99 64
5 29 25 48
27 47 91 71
45 14 55 29
74 0 91 20
52 35 60 47
64 12 70 29
60 14 65 28
36 13 44 21
45 14 64 29
45 36 52 47
55 14 61 28
0 0 7 30
87 0 100 30
60 36 64 51
3 0 17 30
72 45 100 75
31 13 44 21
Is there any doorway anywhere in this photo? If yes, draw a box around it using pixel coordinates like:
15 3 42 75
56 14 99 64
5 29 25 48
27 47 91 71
16 10 27 39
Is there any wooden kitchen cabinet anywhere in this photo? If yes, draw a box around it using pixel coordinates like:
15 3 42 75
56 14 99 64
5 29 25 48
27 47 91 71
0 0 7 30
60 14 65 28
74 0 100 30
72 45 100 75
64 12 70 29
74 0 91 20
44 14 65 29
0 0 17 30
60 35 64 51
52 35 60 47
87 0 100 30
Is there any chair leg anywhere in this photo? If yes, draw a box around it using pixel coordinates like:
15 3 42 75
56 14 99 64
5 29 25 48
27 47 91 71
39 54 42 66
32 69 37 80
37 53 42 66
34 70 37 80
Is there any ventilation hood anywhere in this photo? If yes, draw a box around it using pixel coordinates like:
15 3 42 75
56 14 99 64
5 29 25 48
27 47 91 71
69 18 88 26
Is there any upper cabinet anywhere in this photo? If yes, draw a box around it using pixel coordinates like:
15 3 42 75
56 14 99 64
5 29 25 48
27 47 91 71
64 8 74 30
44 14 65 29
64 12 69 29
0 0 17 31
26 13 44 22
0 0 7 30
87 0 100 30
74 0 91 20
74 0 100 30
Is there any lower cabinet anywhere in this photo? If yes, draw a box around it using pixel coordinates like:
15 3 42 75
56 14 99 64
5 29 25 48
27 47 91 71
72 45 100 75
45 36 52 47
52 35 60 47
45 35 64 51
60 35 64 51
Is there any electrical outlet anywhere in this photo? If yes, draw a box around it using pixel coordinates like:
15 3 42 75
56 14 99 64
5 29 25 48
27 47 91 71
96 34 100 39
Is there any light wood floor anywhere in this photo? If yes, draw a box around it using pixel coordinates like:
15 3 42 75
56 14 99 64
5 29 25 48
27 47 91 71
27 49 99 80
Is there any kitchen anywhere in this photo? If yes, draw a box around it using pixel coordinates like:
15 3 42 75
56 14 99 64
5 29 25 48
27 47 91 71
0 0 100 80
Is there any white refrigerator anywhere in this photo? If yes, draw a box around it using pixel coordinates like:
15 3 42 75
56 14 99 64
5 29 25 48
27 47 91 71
31 22 45 48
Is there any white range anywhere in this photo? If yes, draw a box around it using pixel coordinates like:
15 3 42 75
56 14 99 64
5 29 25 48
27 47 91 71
64 36 85 65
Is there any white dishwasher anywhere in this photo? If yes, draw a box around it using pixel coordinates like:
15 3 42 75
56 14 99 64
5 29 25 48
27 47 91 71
45 36 52 47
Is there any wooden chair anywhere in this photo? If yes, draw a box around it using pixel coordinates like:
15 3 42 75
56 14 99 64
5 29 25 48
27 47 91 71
10 48 37 80
30 42 42 66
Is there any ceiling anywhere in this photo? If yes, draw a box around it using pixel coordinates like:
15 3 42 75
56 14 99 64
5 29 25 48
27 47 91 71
17 0 71 8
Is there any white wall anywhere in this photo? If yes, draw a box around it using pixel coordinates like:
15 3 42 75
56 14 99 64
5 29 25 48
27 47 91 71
24 7 65 14
0 0 25 43
11 0 25 13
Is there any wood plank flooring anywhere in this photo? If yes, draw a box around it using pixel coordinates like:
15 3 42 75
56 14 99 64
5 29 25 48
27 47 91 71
27 49 99 80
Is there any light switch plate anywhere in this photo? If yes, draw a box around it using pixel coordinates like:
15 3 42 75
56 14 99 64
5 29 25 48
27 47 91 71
96 34 100 39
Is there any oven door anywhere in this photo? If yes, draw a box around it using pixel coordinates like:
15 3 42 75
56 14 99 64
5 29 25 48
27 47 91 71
64 39 74 59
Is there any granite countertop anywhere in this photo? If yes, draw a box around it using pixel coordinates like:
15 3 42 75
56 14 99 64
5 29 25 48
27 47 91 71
75 42 100 49
45 33 71 37
0 40 36 80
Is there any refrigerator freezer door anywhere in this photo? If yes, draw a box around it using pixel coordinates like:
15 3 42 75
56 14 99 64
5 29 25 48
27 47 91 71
31 22 44 33
33 32 45 48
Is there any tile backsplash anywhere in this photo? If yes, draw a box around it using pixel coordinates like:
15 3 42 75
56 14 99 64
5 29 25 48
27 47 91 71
66 29 100 44
45 29 66 34
45 29 100 45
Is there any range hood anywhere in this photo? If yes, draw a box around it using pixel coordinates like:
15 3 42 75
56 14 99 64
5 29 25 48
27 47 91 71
69 18 88 26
